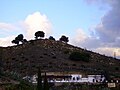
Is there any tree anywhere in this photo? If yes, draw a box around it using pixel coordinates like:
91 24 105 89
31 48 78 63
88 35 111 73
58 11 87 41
43 72 49 90
37 68 42 90
49 36 55 41
102 70 110 82
22 39 27 44
12 39 19 45
35 31 45 39
12 34 26 45
16 34 24 41
69 51 90 62
59 35 69 43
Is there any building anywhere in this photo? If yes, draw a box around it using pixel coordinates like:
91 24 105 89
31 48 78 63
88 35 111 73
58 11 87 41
23 73 105 83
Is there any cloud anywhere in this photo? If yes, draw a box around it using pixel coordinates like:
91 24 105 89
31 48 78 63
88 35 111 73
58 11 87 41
71 28 120 58
85 0 120 44
94 47 120 58
23 12 52 39
0 23 17 31
0 23 22 47
85 0 111 5
95 0 120 47
85 0 101 4
0 12 52 46
71 29 88 44
0 36 15 47
71 0 120 58
95 9 120 43
71 29 101 49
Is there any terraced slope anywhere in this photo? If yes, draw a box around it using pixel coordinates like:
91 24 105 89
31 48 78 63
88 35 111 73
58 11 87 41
0 39 120 77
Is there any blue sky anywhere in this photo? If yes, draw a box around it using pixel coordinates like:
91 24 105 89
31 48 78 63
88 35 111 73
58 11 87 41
0 0 120 59
0 0 105 37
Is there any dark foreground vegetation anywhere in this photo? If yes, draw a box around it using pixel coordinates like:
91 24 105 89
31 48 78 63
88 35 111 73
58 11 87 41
0 82 120 90
0 66 120 90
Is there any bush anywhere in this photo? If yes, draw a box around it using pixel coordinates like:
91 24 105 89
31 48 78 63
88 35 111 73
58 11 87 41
63 49 70 54
69 51 90 62
115 67 119 71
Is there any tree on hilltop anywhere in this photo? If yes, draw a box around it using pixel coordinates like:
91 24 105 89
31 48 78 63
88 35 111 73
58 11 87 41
12 39 19 45
59 35 69 43
35 31 45 39
16 34 24 41
12 34 27 45
49 36 55 41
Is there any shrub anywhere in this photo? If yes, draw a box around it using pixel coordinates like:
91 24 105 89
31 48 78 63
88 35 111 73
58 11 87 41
115 67 119 71
72 64 76 66
35 31 45 39
63 50 70 54
52 56 56 59
49 36 55 41
69 51 90 62
59 35 69 43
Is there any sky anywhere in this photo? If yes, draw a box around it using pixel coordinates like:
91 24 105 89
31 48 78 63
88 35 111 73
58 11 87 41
0 0 120 59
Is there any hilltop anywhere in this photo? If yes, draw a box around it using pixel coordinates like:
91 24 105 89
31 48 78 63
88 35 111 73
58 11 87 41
0 39 120 78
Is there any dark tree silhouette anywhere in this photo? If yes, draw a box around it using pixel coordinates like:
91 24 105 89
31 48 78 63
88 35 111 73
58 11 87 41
16 34 24 41
102 70 110 82
37 68 42 90
49 36 55 41
35 31 45 39
43 72 49 90
59 35 69 43
22 39 27 43
12 34 27 45
12 39 19 45
69 51 90 62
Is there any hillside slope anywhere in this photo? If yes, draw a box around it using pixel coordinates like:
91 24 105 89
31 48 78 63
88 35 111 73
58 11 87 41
1 39 120 77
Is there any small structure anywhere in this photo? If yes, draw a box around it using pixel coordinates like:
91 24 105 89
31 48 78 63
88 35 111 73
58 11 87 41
88 75 105 83
23 73 105 84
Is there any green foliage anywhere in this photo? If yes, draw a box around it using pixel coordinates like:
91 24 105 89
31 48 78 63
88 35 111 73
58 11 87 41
35 31 45 39
69 51 90 62
49 36 55 41
22 39 27 43
12 34 26 45
37 68 49 90
12 39 19 45
37 68 42 90
115 67 119 71
63 49 70 54
43 72 49 90
59 35 69 43
16 34 24 41
102 70 110 82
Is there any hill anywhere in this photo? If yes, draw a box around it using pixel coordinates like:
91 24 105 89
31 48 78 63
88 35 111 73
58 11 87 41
0 39 120 78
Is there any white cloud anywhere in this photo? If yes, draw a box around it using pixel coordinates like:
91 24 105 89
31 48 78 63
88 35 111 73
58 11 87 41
85 0 120 45
94 0 120 48
71 28 120 58
23 12 52 39
0 36 15 47
71 29 101 49
75 0 120 59
94 47 120 58
0 23 17 31
71 29 88 43
0 12 52 46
